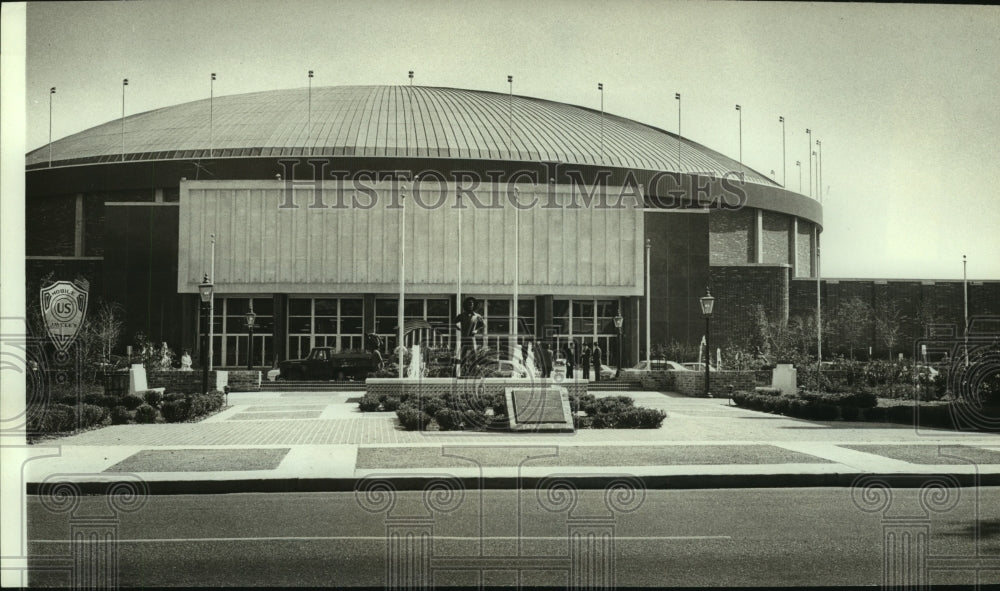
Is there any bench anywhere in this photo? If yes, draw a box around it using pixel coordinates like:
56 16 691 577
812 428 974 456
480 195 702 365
129 364 166 398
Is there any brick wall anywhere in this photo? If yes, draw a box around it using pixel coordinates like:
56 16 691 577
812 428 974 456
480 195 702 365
227 370 262 392
761 211 791 265
639 371 676 392
366 378 587 400
709 265 790 349
709 209 754 266
790 278 1000 359
672 370 756 397
147 370 227 393
796 221 814 277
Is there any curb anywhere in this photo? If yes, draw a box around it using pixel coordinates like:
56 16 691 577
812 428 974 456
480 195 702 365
25 471 1000 496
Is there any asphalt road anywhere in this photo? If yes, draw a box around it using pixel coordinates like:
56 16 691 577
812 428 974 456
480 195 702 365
27 487 1000 587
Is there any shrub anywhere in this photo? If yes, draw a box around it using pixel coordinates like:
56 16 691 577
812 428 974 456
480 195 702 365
840 405 860 421
462 409 490 430
396 405 431 431
636 408 667 429
77 403 107 427
160 398 190 423
862 406 886 421
134 404 158 424
435 408 464 431
110 405 133 425
754 387 783 396
573 415 594 429
886 405 914 424
120 394 145 410
570 394 597 414
163 392 188 402
591 396 634 415
382 396 402 411
27 404 76 433
358 395 382 412
143 389 164 407
417 396 446 417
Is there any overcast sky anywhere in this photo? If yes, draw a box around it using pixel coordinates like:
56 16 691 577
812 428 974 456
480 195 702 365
19 0 1000 280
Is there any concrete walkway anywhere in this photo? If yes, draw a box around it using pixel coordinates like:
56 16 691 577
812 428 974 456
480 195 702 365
23 390 1000 493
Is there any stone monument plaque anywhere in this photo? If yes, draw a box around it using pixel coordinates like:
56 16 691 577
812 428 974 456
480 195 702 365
505 386 575 432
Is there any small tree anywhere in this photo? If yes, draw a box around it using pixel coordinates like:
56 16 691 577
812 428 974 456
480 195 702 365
874 300 907 361
828 296 872 360
91 301 125 364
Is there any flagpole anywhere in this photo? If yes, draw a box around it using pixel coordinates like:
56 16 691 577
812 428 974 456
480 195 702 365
48 87 55 167
963 255 968 367
121 78 128 162
735 104 742 166
816 139 823 202
645 238 651 370
209 73 215 158
806 128 813 198
209 233 216 372
816 226 822 375
796 161 802 193
398 192 406 378
779 116 786 188
455 194 462 376
675 92 682 168
507 75 514 158
308 70 313 134
408 70 413 86
598 83 604 164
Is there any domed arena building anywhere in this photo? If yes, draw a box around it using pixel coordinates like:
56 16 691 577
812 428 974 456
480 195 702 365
27 84 935 369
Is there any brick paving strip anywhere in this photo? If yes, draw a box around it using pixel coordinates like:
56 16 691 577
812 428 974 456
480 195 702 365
356 445 831 469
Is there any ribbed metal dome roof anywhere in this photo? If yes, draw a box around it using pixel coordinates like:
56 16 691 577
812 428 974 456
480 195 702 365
27 85 775 184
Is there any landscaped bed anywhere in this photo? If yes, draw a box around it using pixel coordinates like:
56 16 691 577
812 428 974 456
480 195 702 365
732 387 998 431
356 391 666 431
26 383 229 442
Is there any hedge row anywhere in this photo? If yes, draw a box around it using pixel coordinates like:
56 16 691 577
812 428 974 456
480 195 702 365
569 395 666 429
159 391 225 423
734 390 996 429
26 403 106 434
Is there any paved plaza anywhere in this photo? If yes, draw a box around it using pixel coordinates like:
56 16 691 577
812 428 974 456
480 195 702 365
23 390 1000 491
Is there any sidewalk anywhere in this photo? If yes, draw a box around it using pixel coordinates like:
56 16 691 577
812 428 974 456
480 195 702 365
23 391 1000 494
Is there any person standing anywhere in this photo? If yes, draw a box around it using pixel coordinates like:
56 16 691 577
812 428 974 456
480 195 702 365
565 341 576 380
591 342 603 382
543 343 554 378
581 343 591 380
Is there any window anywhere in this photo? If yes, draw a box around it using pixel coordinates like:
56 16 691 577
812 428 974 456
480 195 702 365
204 297 274 368
287 297 366 359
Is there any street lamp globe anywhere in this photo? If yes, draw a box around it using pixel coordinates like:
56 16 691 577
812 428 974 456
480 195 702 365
613 311 624 330
198 274 214 304
699 289 715 317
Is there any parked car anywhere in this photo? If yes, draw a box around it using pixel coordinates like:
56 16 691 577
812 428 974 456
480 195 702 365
277 347 380 381
681 362 717 372
631 360 689 372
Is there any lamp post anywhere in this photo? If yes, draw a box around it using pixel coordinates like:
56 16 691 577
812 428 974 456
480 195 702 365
699 289 715 398
198 275 214 396
245 301 257 371
613 309 624 379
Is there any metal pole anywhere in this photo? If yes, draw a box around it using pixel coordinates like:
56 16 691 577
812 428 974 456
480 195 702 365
780 116 786 188
202 303 209 395
455 194 462 376
736 105 742 165
675 93 681 167
598 83 604 164
797 161 802 193
705 315 711 397
398 194 406 378
645 238 651 370
806 129 813 197
507 75 513 157
48 87 55 167
816 226 822 382
308 70 313 133
209 234 216 371
616 322 622 379
963 255 968 367
513 190 519 352
121 78 128 162
247 301 254 371
209 73 215 158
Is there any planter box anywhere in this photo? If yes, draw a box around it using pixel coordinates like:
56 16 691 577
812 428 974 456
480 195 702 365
366 377 587 400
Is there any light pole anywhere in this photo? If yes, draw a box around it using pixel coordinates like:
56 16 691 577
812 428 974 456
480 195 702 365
245 301 257 370
614 309 624 379
779 116 786 187
735 104 742 166
48 87 55 167
963 254 969 367
699 289 715 398
198 275 214 395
